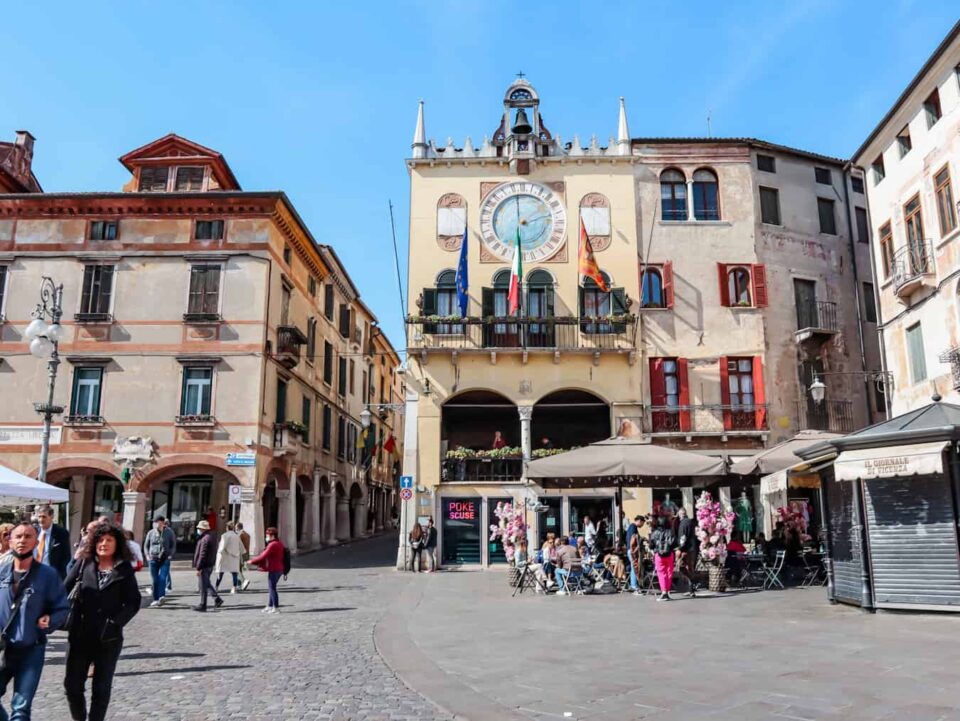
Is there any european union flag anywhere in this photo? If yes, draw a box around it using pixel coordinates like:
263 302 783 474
455 224 469 317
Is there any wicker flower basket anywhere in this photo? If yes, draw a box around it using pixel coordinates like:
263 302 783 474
708 565 727 592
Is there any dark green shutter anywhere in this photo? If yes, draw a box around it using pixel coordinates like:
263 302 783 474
612 288 627 332
422 288 438 333
481 287 494 346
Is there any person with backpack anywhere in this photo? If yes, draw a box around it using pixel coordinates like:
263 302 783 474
144 516 176 608
408 523 424 572
650 514 678 601
247 527 285 613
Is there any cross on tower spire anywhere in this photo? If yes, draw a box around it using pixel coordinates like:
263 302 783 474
516 71 526 80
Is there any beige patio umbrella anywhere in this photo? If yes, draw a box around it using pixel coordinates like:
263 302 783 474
729 430 843 476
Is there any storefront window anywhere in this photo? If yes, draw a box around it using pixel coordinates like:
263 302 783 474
93 477 123 525
488 497 512 564
538 497 562 544
441 497 481 564
569 497 614 546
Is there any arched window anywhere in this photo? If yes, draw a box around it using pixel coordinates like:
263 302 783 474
728 267 752 306
692 168 720 220
483 270 518 346
526 270 555 347
641 267 664 308
580 272 627 334
660 169 687 221
421 269 463 334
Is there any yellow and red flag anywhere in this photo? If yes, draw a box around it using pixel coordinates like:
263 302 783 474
578 216 608 291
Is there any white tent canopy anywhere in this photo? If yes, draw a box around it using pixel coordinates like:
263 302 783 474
0 464 69 505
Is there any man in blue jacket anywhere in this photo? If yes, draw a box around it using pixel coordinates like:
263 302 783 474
0 521 70 720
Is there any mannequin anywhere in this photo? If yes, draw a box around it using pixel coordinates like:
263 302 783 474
661 493 678 517
735 491 753 541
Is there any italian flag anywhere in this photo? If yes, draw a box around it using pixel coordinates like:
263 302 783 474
507 228 522 315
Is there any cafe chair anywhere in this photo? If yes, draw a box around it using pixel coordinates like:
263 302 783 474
762 550 786 590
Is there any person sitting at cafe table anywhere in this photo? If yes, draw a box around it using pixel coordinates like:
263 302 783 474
539 533 557 585
554 538 579 596
725 530 747 583
491 431 507 450
540 436 553 450
753 532 768 558
583 515 598 552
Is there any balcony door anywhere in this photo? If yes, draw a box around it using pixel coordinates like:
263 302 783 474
793 279 817 329
526 270 555 348
904 195 927 273
482 270 519 348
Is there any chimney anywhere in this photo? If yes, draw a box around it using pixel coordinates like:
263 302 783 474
14 130 35 168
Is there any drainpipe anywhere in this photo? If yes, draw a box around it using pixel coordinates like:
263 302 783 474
841 163 873 424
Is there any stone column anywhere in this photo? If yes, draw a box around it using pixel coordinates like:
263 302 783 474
323 486 338 546
686 180 695 221
681 487 695 516
352 495 368 539
336 493 351 542
120 491 146 541
238 488 263 555
719 486 732 512
518 404 534 464
300 490 315 548
68 474 88 546
276 489 296 551
310 470 322 547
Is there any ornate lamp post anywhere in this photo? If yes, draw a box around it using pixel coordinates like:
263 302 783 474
24 277 65 483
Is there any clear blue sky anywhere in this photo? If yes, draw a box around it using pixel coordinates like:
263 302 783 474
2 2 957 348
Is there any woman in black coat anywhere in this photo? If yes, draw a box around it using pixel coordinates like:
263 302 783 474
63 523 142 721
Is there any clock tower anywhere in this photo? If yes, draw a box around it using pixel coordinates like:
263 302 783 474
492 75 554 174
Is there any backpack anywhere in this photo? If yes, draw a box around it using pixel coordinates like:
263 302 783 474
281 545 292 579
654 529 675 557
148 530 166 561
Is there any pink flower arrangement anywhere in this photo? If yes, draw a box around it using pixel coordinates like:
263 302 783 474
776 505 810 541
488 501 527 564
695 491 736 566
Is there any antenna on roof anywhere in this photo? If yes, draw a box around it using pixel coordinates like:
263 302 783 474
706 110 713 138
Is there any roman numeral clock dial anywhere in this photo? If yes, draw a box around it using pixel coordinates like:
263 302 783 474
478 182 567 262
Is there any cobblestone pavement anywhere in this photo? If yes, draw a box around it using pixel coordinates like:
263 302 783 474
27 534 452 721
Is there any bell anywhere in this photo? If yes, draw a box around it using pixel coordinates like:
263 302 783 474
511 108 532 135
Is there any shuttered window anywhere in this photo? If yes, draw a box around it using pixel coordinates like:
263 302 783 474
817 198 836 235
138 166 169 192
759 187 780 225
79 265 114 316
855 207 869 244
934 166 957 237
323 341 333 385
89 221 118 241
906 323 926 383
187 264 221 315
324 284 335 320
194 220 224 240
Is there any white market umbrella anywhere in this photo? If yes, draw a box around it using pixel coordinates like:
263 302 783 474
0 464 69 505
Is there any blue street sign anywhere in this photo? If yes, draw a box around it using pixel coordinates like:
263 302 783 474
400 475 413 489
226 453 256 467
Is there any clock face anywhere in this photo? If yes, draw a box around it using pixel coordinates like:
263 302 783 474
478 182 566 262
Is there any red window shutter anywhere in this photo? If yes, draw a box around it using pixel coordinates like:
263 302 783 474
677 357 691 431
663 261 674 309
649 358 667 406
752 264 768 307
717 263 729 306
752 356 767 430
719 355 732 430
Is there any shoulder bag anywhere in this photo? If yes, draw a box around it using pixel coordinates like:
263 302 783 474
61 560 86 635
0 563 37 672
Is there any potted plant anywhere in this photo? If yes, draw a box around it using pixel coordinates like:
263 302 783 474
488 501 527 584
695 491 736 592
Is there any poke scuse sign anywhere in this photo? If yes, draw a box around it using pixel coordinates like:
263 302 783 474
447 501 476 520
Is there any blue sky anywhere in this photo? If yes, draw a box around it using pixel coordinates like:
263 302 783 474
2 2 957 347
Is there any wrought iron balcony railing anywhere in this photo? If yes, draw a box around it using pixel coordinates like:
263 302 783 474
938 346 960 390
640 403 769 435
796 300 838 334
441 456 524 483
796 398 855 433
275 325 308 368
407 316 636 352
892 240 934 296
63 414 104 426
175 414 216 427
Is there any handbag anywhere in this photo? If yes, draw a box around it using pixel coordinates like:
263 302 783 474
61 560 85 635
0 563 37 672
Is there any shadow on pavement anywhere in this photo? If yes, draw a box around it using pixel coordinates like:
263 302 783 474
281 606 356 614
115 664 251 677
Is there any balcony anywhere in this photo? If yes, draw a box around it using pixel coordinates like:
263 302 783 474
275 325 308 368
175 414 216 427
796 398 855 433
407 316 636 356
794 300 838 343
74 312 112 324
63 414 104 427
273 422 305 455
938 347 960 390
642 403 769 438
892 240 935 298
182 311 222 324
442 454 524 483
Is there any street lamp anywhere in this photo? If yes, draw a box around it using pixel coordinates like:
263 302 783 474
807 371 893 410
25 277 65 483
808 375 827 405
360 407 372 429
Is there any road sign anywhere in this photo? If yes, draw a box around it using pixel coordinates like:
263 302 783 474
228 485 243 505
400 475 413 489
226 452 256 467
400 488 413 501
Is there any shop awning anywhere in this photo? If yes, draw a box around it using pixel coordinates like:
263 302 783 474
730 430 843 476
834 441 950 481
0 464 69 504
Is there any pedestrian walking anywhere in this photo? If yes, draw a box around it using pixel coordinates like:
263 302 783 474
408 523 424 572
676 507 698 597
0 523 13 557
34 504 71 579
650 515 678 601
214 522 242 593
625 515 643 592
191 520 222 612
0 522 70 720
144 516 176 607
123 529 143 572
247 527 284 613
63 523 141 721
236 522 251 591
423 517 438 573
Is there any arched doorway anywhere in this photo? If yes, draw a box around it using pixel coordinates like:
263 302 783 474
441 390 519 482
349 482 364 539
296 475 312 547
318 475 330 543
532 389 610 451
44 463 124 544
262 476 280 533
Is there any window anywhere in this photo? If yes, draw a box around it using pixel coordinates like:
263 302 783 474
308 276 317 297
718 263 767 308
194 220 224 241
337 415 346 458
906 323 926 383
283 246 292 265
301 396 311 435
175 166 204 191
322 404 332 450
0 266 7 319
323 341 333 385
879 222 894 279
923 88 942 128
306 317 317 363
692 168 720 221
79 265 114 318
187 264 221 316
863 282 877 323
934 166 957 237
759 186 781 225
324 284 334 320
89 221 118 241
649 357 690 432
720 356 766 431
872 155 885 184
814 167 832 185
138 166 169 192
659 169 687 220
180 367 213 416
349 359 355 395
757 154 776 173
904 194 925 251
280 284 291 325
851 176 864 194
896 126 912 158
70 367 103 417
578 272 628 333
362 370 369 404
855 207 869 244
338 356 347 396
640 262 674 309
817 198 836 235
422 270 464 334
276 378 287 423
338 304 351 338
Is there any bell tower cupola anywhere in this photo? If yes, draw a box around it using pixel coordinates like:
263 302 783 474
493 74 553 174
